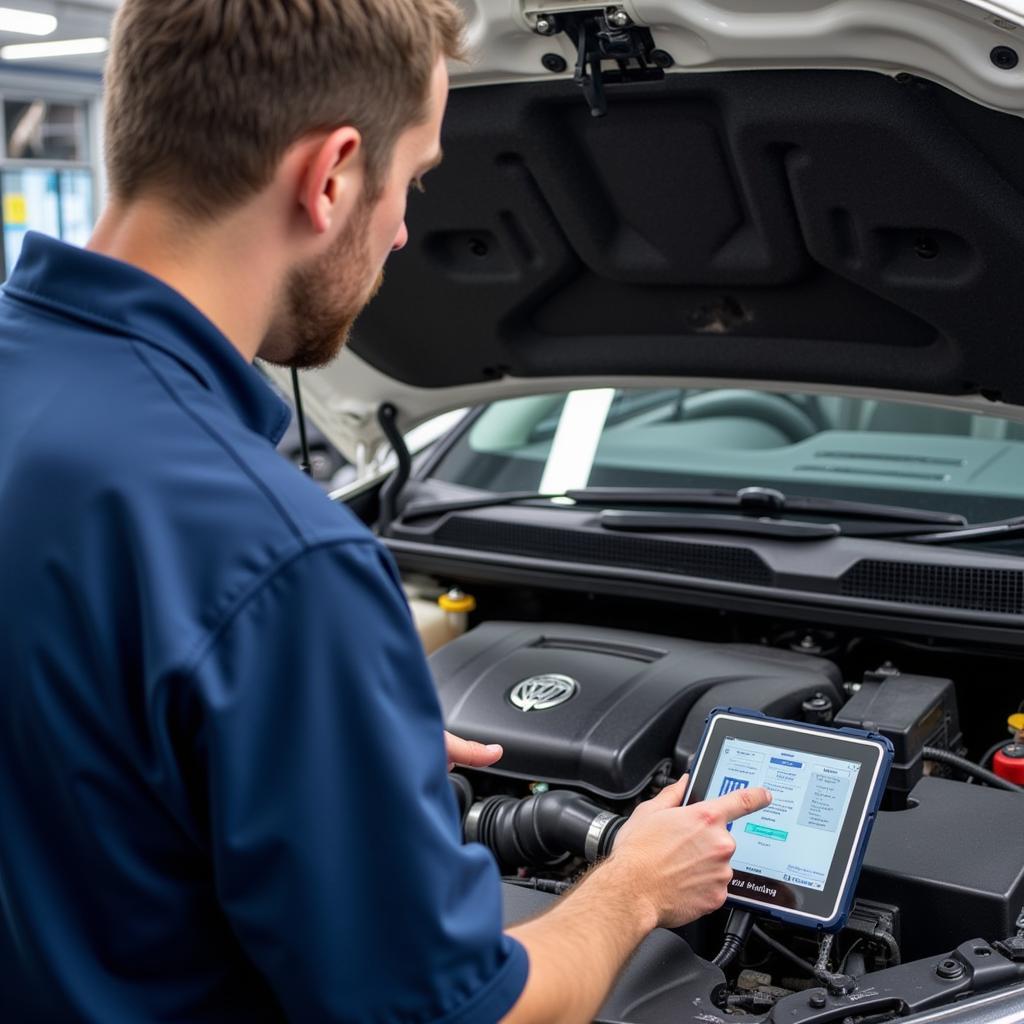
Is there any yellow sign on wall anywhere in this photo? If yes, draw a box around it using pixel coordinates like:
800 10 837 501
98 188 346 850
4 193 27 227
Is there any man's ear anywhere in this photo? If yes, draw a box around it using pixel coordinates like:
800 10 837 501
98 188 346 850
298 126 364 236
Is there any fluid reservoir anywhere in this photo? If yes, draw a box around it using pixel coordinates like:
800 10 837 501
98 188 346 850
438 588 476 639
406 597 451 654
404 584 476 654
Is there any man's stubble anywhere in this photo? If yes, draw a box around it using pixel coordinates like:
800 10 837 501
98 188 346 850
262 197 385 371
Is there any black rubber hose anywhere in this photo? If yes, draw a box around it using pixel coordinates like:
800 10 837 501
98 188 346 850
376 402 412 534
875 928 901 966
979 738 1012 770
813 933 855 995
752 924 816 974
466 791 625 868
814 932 836 977
924 746 1023 792
448 773 474 819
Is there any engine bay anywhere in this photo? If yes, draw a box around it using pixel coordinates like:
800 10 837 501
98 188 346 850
420 585 1024 1023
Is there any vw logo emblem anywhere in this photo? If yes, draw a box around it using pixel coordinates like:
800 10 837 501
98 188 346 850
509 674 578 712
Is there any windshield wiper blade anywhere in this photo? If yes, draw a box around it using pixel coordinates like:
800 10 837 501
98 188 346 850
566 487 966 526
400 490 563 523
599 509 1024 544
598 510 841 540
900 516 1024 545
400 485 965 527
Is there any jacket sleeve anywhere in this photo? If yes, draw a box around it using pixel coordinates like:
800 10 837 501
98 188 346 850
181 539 528 1023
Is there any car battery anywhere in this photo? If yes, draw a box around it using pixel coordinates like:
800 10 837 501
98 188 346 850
834 671 960 808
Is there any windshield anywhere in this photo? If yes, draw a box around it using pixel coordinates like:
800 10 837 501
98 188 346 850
428 387 1024 526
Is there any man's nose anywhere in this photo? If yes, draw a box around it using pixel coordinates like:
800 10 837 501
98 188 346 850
392 222 409 252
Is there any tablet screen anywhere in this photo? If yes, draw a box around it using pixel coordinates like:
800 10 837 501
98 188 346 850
707 735 861 892
685 710 890 928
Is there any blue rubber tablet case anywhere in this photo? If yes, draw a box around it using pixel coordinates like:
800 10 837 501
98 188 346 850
683 707 893 931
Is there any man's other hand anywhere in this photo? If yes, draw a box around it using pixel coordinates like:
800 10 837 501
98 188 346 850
445 731 503 771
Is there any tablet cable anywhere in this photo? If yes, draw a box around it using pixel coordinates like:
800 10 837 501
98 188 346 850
712 908 754 969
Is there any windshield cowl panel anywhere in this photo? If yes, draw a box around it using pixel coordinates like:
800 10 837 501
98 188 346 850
425 387 1024 551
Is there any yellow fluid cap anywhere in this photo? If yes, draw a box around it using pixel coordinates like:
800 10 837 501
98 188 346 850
438 589 476 614
1008 712 1024 733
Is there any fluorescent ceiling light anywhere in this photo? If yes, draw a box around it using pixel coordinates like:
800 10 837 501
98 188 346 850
1 36 107 60
0 7 58 36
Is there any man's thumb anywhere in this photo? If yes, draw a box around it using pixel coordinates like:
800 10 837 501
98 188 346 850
650 773 690 808
445 731 503 769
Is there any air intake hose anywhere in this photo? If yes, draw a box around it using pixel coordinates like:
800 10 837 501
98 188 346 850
448 773 475 818
465 791 625 868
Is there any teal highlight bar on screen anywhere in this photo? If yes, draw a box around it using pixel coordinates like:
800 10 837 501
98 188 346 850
744 823 788 841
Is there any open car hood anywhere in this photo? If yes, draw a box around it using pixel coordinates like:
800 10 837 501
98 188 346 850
263 0 1024 460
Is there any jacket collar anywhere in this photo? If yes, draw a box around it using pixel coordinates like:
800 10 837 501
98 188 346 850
4 232 291 444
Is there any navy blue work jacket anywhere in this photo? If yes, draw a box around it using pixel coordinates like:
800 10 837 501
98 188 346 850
0 233 527 1022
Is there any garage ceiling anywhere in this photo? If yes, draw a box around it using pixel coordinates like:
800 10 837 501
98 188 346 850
0 1 116 76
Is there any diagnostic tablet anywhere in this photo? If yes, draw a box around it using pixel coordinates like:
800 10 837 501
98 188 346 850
684 707 893 931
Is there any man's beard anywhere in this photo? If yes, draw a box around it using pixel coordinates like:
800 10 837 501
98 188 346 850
261 199 385 371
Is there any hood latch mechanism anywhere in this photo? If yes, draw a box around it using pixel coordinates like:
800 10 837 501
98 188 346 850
533 8 672 117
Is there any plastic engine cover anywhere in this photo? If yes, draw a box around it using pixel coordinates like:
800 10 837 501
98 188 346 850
430 622 842 800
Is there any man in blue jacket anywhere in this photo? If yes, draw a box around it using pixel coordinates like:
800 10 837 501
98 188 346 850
0 2 769 1021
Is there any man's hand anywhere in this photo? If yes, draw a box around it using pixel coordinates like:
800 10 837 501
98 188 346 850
444 731 503 771
502 776 771 1023
610 775 772 928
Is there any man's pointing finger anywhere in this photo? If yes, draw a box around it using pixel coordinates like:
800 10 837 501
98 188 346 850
709 785 772 824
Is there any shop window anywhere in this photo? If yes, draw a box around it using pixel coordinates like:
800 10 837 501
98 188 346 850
5 99 88 162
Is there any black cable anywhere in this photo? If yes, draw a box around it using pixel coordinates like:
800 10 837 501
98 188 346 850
843 947 868 980
979 738 1012 770
289 367 312 476
966 739 1010 785
752 924 816 974
875 929 901 967
839 937 864 974
813 932 858 996
814 933 840 984
712 909 753 970
725 991 777 1013
924 746 1023 792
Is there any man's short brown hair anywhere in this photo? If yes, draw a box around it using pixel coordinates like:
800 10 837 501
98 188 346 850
104 0 465 220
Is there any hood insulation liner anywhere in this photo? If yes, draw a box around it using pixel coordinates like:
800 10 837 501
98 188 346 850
351 70 1024 404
